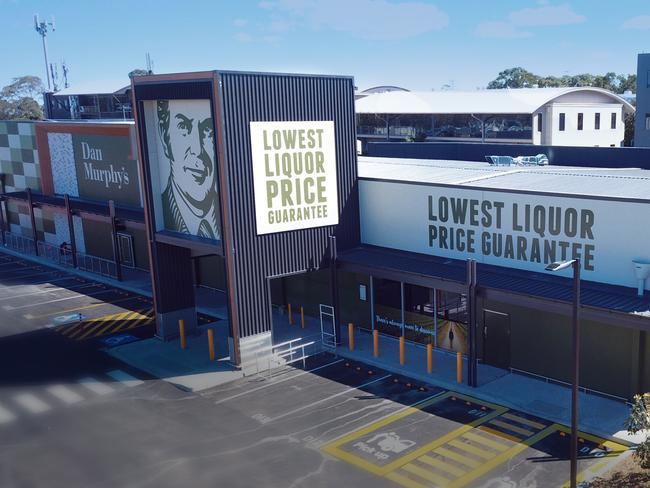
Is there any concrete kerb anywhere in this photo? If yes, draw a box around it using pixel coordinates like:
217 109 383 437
0 247 227 320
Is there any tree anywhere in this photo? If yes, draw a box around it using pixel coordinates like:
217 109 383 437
626 393 650 469
487 68 636 94
0 76 45 120
128 68 152 78
487 67 539 89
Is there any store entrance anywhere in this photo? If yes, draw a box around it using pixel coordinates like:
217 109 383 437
483 310 510 369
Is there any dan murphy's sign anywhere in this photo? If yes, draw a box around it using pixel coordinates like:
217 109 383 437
250 121 339 235
72 134 141 207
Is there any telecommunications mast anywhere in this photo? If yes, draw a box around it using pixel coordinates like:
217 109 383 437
34 14 56 91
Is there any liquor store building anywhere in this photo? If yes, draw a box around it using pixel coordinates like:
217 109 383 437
318 156 650 401
3 72 649 401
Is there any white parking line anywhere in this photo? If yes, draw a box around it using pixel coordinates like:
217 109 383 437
0 403 16 424
13 393 51 414
214 358 345 405
0 276 80 292
106 370 144 387
46 385 84 405
0 282 97 302
78 377 114 396
268 374 392 423
8 288 112 311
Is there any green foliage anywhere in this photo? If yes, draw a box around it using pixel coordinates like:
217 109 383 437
406 132 428 142
128 69 151 78
626 393 650 469
488 67 636 94
0 76 45 120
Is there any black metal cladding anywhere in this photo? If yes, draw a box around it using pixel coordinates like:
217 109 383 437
217 72 360 338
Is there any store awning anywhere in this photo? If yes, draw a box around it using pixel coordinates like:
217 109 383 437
1 190 144 223
338 245 650 330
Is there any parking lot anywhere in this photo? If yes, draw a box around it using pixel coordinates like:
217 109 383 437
0 252 631 488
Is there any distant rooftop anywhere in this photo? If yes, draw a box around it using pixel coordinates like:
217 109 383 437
359 156 650 201
53 81 130 96
356 87 635 115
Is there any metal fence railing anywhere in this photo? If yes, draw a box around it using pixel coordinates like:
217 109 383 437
76 252 118 279
36 240 74 268
2 231 119 280
3 231 37 256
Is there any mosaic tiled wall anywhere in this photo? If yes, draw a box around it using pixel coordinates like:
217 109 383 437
0 121 40 192
0 121 59 245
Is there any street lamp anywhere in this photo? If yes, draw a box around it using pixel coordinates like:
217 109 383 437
545 259 580 488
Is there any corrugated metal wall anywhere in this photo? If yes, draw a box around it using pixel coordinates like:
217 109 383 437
218 72 359 338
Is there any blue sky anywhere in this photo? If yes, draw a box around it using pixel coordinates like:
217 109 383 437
1 0 649 92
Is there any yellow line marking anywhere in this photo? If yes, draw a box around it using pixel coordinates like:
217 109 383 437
502 413 547 430
79 311 135 340
448 423 561 488
323 391 506 476
489 419 534 437
554 425 630 488
385 471 429 488
77 320 115 340
462 431 509 452
477 426 522 443
67 323 92 339
402 462 451 486
418 455 467 477
93 310 142 337
435 447 481 469
60 322 84 336
32 295 135 319
448 439 496 460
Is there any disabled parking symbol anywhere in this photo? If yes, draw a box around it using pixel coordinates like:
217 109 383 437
53 313 85 324
366 432 416 454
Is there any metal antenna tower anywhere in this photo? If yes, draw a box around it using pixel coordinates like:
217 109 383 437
34 14 56 91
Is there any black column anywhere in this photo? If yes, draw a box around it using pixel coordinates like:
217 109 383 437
64 194 77 268
108 200 123 281
330 235 342 345
26 188 39 256
467 259 478 387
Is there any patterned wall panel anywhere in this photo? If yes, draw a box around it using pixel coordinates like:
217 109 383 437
0 121 40 193
47 132 79 196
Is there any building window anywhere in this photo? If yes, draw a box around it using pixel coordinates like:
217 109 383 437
646 114 650 131
595 113 600 130
559 113 565 131
537 113 542 132
577 113 583 131
611 112 617 129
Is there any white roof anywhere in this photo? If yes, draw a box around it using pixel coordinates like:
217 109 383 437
355 87 634 115
54 80 130 96
359 156 650 201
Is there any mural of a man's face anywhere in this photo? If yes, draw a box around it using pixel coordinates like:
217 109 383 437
158 99 215 212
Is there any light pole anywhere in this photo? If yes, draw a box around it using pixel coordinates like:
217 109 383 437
545 259 580 488
34 14 55 91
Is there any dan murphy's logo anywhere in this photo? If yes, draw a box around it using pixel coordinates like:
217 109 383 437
250 120 339 235
80 142 130 190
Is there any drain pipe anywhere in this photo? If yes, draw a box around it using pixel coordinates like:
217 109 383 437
633 261 650 296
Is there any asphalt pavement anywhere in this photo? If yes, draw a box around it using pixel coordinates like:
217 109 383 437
0 252 631 488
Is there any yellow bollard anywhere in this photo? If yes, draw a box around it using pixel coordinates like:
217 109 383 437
456 352 462 384
427 343 433 374
300 306 305 329
348 323 355 351
288 303 293 326
207 328 215 361
399 336 405 366
179 319 186 350
373 329 379 358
